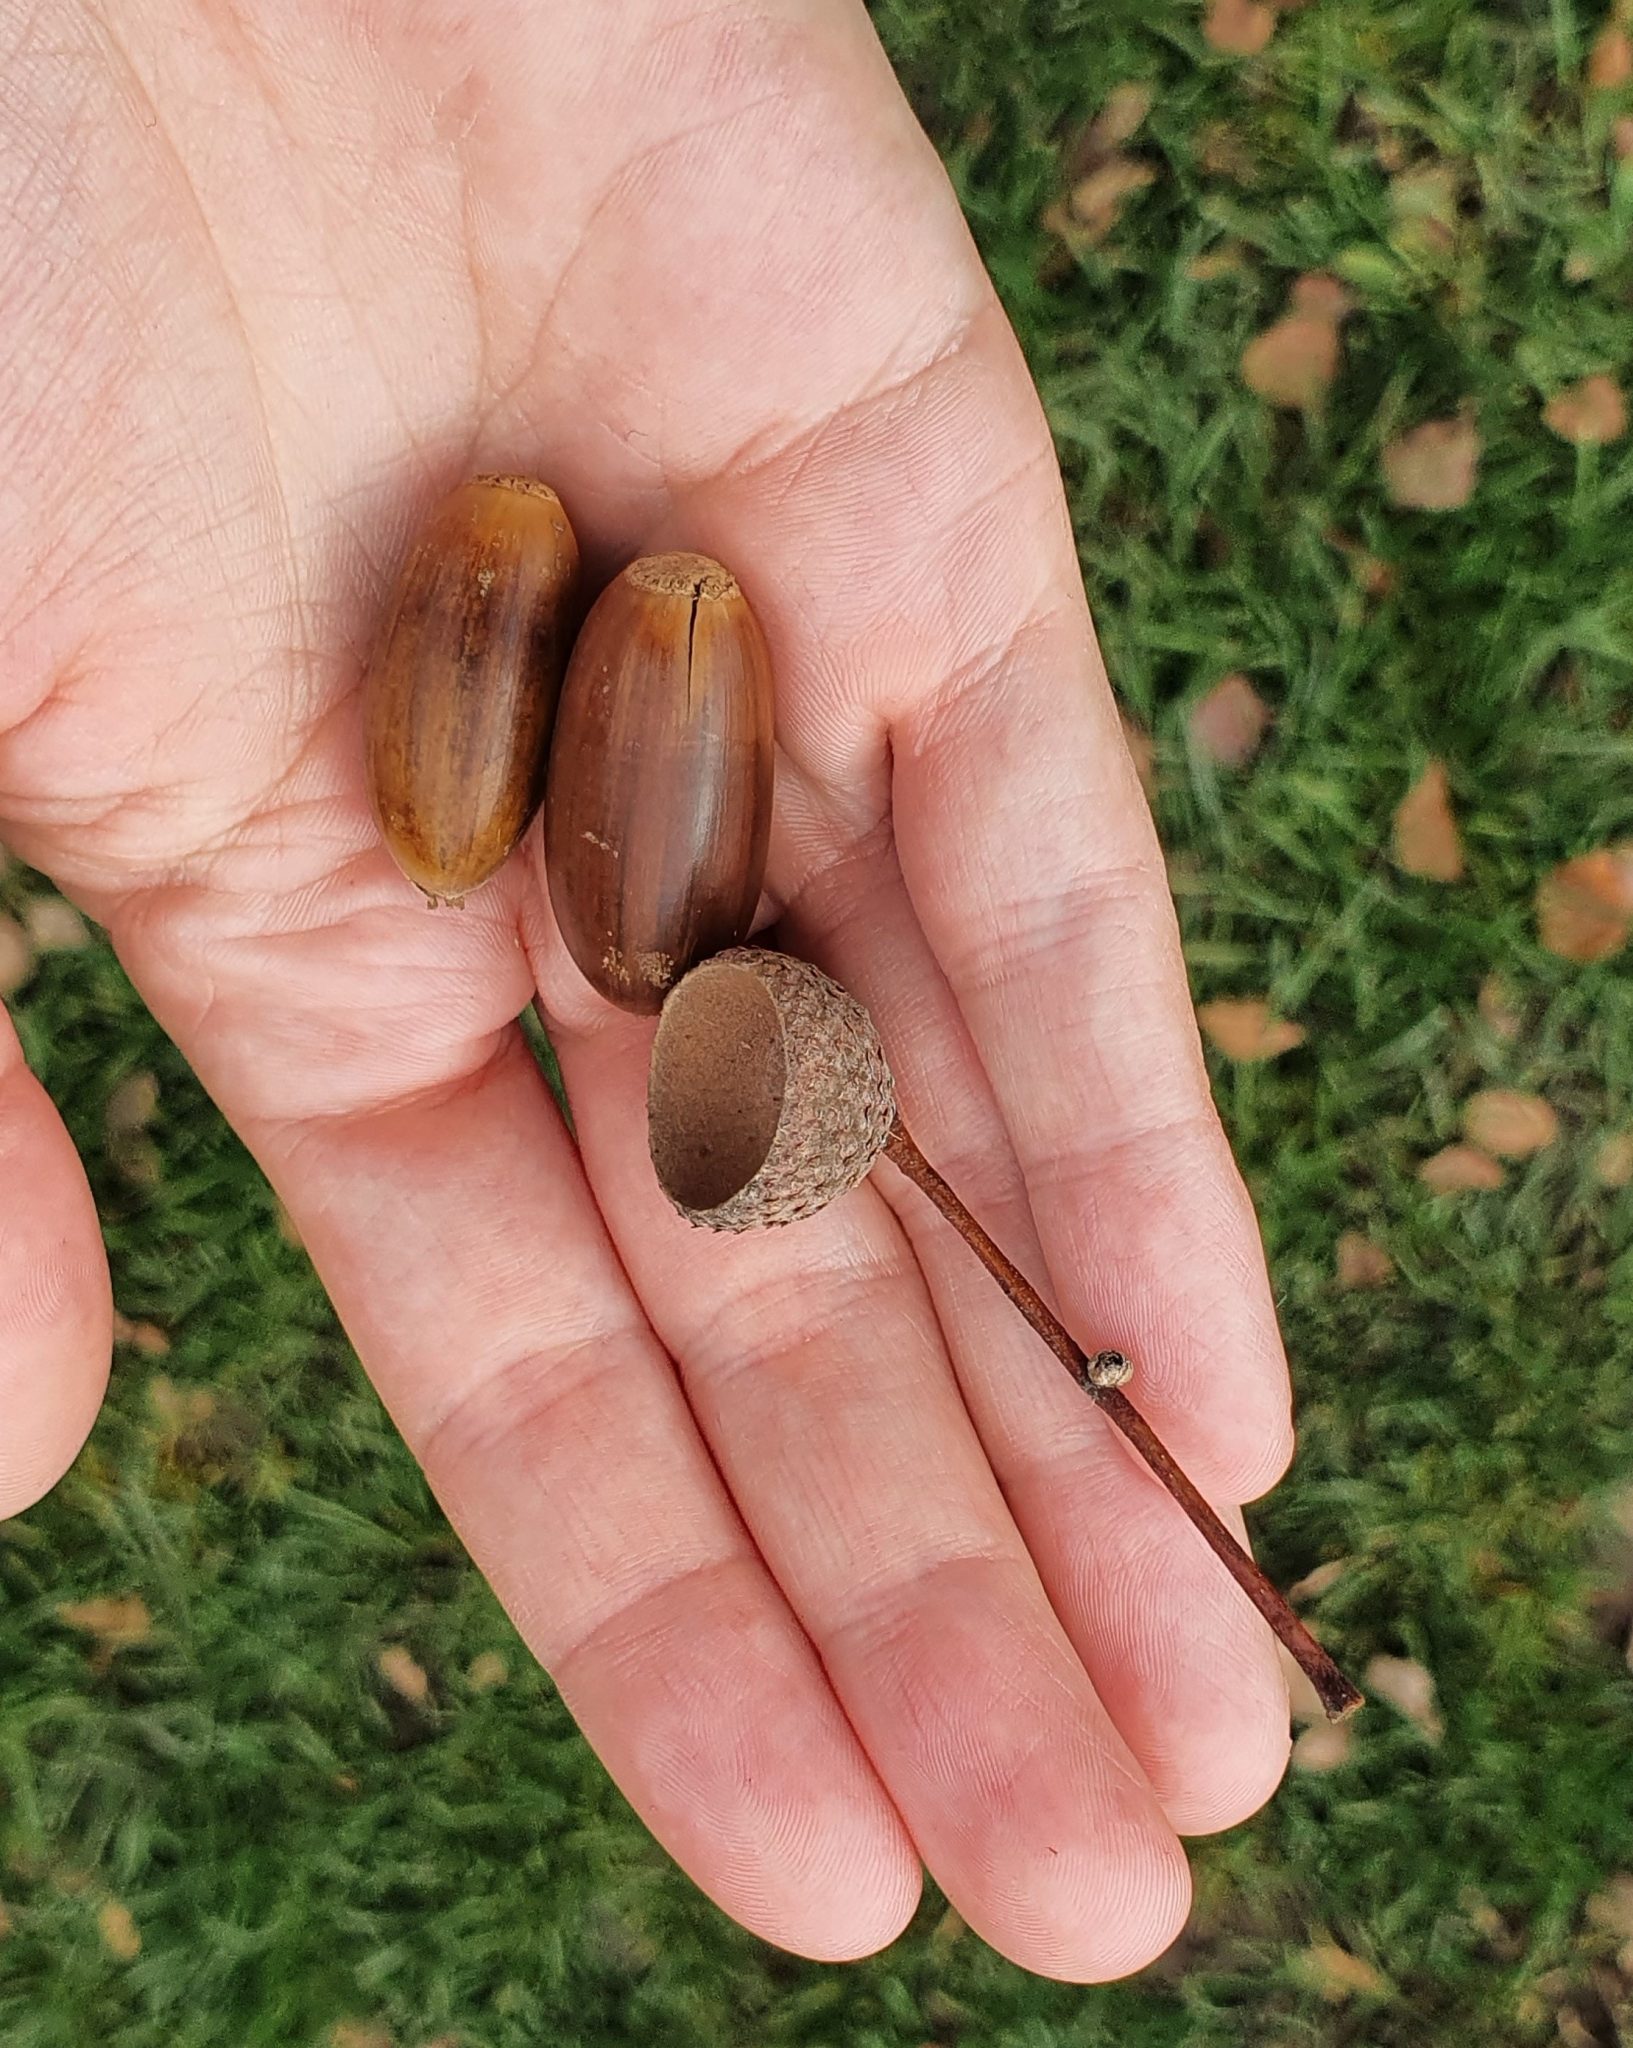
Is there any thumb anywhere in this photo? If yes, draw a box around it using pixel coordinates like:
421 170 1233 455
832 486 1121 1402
0 1003 111 1515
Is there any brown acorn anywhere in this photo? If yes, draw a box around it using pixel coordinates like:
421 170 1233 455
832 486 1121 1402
544 553 774 1013
365 474 580 904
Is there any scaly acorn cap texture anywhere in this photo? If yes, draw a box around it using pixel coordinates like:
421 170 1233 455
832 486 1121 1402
648 947 897 1231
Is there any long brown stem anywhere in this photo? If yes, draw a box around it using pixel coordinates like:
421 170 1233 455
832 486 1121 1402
883 1119 1362 1722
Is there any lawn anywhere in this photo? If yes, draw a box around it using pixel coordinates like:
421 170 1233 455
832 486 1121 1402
5 0 1633 2041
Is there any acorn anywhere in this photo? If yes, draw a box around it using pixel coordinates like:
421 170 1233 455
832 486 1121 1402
365 474 580 904
544 553 774 1013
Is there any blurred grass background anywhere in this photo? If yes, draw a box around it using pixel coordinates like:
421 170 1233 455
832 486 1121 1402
5 0 1633 2040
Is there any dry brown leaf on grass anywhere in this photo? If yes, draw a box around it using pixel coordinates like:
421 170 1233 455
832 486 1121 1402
1478 974 1523 1042
1066 156 1157 239
1336 1231 1395 1288
1536 850 1633 962
331 2027 394 2048
114 1312 171 1357
1086 82 1154 154
1299 1942 1389 2000
1190 673 1273 765
1292 1720 1354 1772
24 897 90 951
0 913 33 998
376 1645 430 1704
1291 271 1352 321
1241 314 1339 409
1462 1088 1559 1158
1197 996 1306 1061
1595 1133 1633 1187
1204 0 1276 54
1364 1653 1445 1741
1544 374 1628 446
1419 1143 1504 1192
1290 1557 1349 1602
1392 760 1464 880
1382 417 1481 509
97 1901 141 1962
57 1595 152 1648
467 1652 509 1692
105 1072 159 1136
1589 23 1633 88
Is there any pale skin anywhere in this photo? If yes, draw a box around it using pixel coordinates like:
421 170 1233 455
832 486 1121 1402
0 0 1298 1981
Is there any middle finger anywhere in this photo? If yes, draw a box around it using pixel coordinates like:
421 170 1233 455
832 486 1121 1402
533 954 1191 1983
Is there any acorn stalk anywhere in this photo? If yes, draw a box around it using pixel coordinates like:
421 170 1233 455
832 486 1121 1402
649 946 1362 1723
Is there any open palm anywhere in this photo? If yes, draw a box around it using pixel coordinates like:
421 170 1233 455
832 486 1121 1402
0 0 1298 1980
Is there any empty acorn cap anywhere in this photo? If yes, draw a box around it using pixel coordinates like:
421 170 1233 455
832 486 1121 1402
648 947 897 1231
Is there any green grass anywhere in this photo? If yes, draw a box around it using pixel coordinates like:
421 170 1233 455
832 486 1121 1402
6 0 1633 2040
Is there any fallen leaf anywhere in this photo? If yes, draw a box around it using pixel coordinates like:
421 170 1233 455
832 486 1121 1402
1477 974 1523 1042
1291 271 1352 321
1198 997 1306 1061
97 1900 141 1961
1419 1143 1504 1192
1241 313 1339 409
116 1314 171 1357
105 1073 159 1136
1589 24 1633 89
333 1772 360 1794
331 2027 393 2048
1587 1875 1633 1939
1392 760 1464 880
1067 155 1157 238
1536 850 1633 962
1336 1231 1394 1288
1544 373 1627 446
1278 1646 1327 1723
376 1645 429 1704
1186 241 1251 280
0 914 34 998
1190 673 1274 765
1382 417 1481 510
1594 1133 1633 1187
1462 1088 1559 1158
1205 0 1276 54
1290 1558 1349 1602
1088 82 1154 153
1119 709 1158 797
1292 1721 1354 1772
467 1652 509 1692
1614 116 1633 158
0 1897 11 1939
1363 1653 1444 1741
23 897 89 951
147 1377 214 1431
57 1596 152 1649
1299 1941 1388 2000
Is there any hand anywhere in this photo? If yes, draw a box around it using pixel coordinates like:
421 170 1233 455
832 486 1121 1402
0 0 1296 1979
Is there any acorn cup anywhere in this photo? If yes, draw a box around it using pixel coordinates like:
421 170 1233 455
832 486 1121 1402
650 943 1363 1724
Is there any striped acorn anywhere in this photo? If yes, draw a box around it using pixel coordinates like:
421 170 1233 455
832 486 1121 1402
365 474 580 904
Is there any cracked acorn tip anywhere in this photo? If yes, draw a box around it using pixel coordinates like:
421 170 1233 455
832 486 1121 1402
648 947 896 1230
